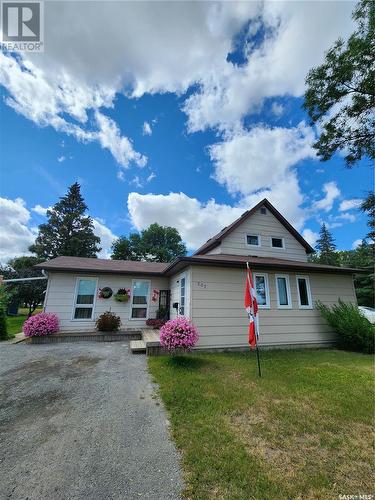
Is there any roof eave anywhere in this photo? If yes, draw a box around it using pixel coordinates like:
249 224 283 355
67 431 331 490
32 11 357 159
35 266 166 277
164 256 364 275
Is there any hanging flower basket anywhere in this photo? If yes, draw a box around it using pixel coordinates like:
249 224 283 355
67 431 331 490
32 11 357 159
98 287 113 299
114 288 130 302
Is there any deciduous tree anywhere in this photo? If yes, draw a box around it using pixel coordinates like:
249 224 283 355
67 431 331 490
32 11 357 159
111 223 187 262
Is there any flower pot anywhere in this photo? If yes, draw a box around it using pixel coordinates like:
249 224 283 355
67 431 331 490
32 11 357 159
114 294 129 302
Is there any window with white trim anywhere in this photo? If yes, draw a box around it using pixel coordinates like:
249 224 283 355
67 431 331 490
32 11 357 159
180 276 186 315
254 273 270 308
73 278 97 319
246 234 260 246
275 275 292 309
271 237 285 249
296 276 313 309
130 280 150 319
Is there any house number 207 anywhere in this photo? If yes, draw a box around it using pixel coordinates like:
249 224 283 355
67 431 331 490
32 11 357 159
197 281 207 288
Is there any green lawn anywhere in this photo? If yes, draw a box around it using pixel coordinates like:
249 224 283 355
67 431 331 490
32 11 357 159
5 307 42 339
149 349 374 499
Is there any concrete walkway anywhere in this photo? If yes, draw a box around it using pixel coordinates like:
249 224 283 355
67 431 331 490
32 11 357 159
0 342 183 499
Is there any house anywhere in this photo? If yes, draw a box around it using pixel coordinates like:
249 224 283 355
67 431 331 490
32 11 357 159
36 199 359 350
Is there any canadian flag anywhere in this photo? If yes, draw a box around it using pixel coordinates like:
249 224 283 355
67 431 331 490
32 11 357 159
244 267 259 349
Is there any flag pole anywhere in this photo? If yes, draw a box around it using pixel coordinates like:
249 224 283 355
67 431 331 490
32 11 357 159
246 262 262 378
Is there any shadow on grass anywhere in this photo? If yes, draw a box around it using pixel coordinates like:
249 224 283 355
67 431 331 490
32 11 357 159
165 355 211 371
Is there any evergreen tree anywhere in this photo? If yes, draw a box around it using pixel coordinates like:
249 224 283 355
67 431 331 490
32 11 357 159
30 183 101 259
312 223 339 265
360 191 375 241
337 241 374 307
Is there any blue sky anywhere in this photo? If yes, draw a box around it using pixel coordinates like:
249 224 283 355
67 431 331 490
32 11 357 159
0 1 371 261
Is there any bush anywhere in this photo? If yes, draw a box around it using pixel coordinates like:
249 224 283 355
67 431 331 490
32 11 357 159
159 317 199 352
23 312 59 337
316 300 374 353
0 286 8 340
146 318 166 329
96 311 121 332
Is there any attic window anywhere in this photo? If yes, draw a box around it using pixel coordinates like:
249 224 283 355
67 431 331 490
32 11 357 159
271 237 285 249
246 234 260 246
260 207 267 214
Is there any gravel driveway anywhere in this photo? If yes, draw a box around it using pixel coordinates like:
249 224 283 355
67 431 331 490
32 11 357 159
0 342 183 500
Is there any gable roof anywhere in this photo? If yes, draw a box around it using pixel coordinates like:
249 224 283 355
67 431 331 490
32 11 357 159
35 256 169 275
193 198 315 255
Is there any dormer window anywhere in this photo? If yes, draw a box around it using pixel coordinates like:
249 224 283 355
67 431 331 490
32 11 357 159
271 237 285 249
246 234 260 247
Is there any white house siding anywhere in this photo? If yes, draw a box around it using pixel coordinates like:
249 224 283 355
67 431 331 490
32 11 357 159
190 265 356 349
219 208 308 261
44 272 169 332
169 267 192 320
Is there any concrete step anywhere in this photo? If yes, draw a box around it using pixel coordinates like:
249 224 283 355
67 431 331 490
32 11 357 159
142 329 160 346
130 339 146 353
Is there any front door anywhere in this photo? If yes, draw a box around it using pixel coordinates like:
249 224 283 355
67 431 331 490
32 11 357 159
158 290 170 320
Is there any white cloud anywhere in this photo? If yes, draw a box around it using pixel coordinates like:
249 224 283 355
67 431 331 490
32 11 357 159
302 229 319 248
32 204 51 216
142 121 152 136
0 198 36 262
130 176 143 189
0 2 354 145
92 219 117 259
128 192 245 250
271 102 284 118
313 182 340 212
127 184 308 251
95 111 147 171
209 121 315 197
337 212 356 223
352 239 362 249
241 172 306 230
57 155 65 163
146 172 156 183
339 198 362 211
0 53 146 173
183 2 355 132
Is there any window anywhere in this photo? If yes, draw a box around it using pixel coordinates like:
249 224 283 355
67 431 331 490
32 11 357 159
73 278 97 320
130 280 150 319
275 275 292 309
246 234 260 246
254 273 270 308
271 237 285 249
180 276 186 315
260 207 267 215
296 276 312 309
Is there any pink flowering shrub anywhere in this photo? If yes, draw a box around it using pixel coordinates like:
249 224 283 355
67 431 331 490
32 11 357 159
23 312 59 337
159 317 199 351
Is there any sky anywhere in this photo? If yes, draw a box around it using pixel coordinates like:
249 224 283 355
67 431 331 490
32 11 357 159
0 0 372 262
